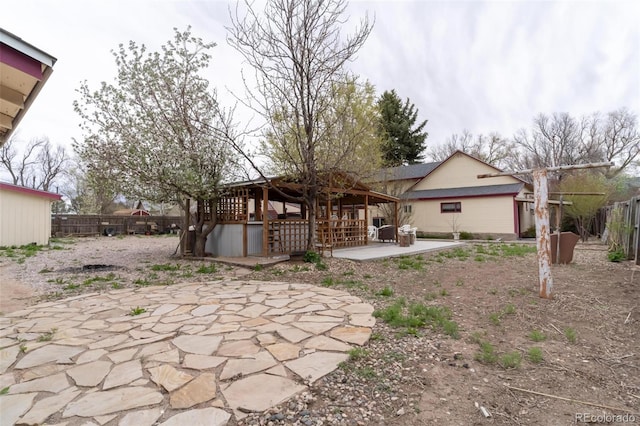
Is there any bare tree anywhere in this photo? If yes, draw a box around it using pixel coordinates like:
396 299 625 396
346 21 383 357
429 130 513 168
597 108 640 176
507 109 640 180
61 158 121 214
35 139 68 191
228 0 373 251
0 134 68 191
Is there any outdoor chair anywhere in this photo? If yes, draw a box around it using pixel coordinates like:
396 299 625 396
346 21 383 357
378 225 396 242
367 225 378 241
399 224 417 237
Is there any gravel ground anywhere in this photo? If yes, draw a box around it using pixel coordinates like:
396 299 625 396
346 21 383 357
2 236 638 425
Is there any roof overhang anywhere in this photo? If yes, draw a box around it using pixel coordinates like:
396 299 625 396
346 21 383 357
0 181 62 200
0 28 57 146
403 183 524 201
224 173 399 205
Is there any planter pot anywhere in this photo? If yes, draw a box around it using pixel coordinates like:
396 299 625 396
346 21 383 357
452 232 460 240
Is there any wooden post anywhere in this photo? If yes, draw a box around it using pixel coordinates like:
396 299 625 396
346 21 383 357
632 196 639 265
556 194 563 265
394 201 399 242
364 195 369 244
533 169 553 299
255 191 262 221
327 197 333 247
262 186 269 257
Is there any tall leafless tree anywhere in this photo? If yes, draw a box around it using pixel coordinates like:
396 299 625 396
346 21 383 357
507 109 640 179
594 108 640 176
228 0 373 250
0 135 68 191
429 130 513 168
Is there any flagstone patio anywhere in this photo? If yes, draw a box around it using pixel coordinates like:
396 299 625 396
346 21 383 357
0 279 375 425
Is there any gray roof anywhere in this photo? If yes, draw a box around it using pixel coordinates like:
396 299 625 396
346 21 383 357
374 162 441 182
403 183 524 200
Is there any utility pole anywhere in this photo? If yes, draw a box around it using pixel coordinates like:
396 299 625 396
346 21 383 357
478 162 612 299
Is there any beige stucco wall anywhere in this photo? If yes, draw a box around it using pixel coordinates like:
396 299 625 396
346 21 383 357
409 196 517 235
0 189 53 246
412 152 520 190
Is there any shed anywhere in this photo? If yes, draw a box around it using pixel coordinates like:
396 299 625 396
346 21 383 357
0 182 62 246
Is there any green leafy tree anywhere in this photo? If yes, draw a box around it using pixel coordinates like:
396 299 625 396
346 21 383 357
263 78 382 178
74 28 239 256
228 0 373 250
377 90 428 166
560 172 611 241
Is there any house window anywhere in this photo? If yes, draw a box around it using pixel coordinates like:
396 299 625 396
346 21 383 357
373 217 385 227
403 204 412 214
441 202 461 213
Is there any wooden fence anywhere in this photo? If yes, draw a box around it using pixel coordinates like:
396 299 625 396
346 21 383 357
52 215 182 237
604 196 640 265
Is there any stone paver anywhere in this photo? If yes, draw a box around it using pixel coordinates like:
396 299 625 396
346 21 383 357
0 279 374 424
169 372 217 409
159 407 231 426
148 364 193 392
222 373 306 419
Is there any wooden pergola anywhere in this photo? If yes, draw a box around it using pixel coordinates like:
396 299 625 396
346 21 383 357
212 173 399 257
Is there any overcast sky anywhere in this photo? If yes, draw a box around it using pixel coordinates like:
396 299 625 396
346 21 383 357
2 0 639 160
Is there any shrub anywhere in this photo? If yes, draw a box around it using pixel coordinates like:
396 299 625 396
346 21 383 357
500 351 522 369
529 330 546 342
303 250 322 263
528 347 543 363
459 231 474 240
522 225 536 238
564 327 577 343
377 286 394 297
608 248 626 262
474 341 497 364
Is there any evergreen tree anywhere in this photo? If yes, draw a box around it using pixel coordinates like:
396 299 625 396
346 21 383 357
377 90 428 166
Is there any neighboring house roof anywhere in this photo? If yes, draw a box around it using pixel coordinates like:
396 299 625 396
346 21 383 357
113 209 150 216
0 28 57 145
0 181 62 200
374 161 441 182
403 183 524 201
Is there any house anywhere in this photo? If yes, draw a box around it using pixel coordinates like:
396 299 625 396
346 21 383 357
372 151 534 239
0 28 57 145
0 182 62 246
203 173 398 257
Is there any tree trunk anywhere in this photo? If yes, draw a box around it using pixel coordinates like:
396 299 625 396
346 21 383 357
307 202 316 252
192 198 217 258
193 234 207 257
306 188 318 252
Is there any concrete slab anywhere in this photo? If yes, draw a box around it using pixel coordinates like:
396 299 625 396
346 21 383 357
331 240 465 261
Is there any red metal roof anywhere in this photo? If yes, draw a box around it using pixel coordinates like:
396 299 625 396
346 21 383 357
0 182 62 200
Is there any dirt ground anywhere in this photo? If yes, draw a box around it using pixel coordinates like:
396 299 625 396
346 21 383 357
1 236 638 425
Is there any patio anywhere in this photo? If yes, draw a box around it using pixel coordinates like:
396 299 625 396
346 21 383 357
331 240 465 261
